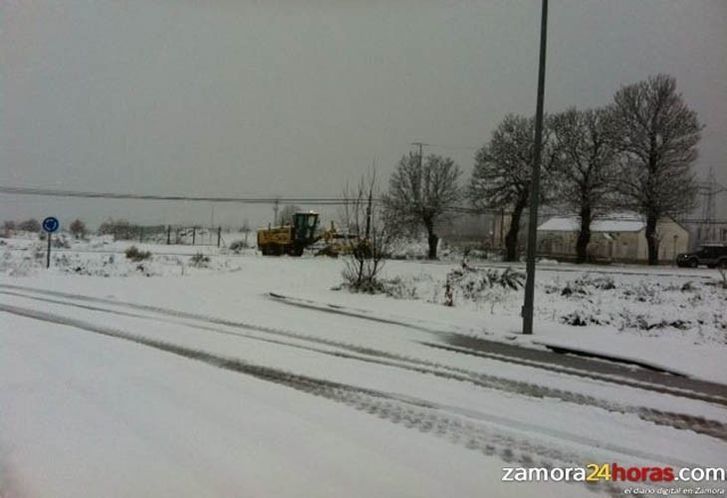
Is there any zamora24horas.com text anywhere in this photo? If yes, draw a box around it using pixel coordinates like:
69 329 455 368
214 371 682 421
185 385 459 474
502 463 726 485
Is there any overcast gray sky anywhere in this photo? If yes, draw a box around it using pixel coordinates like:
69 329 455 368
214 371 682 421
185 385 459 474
2 0 726 228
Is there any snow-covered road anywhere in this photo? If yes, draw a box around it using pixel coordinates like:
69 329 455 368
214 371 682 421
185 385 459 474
2 313 509 498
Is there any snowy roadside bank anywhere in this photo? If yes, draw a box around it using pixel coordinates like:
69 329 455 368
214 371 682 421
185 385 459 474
2 238 725 384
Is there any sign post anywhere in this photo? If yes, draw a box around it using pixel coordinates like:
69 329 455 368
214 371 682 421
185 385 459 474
42 216 60 268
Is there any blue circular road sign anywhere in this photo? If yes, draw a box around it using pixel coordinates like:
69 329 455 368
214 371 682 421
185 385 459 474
42 216 60 233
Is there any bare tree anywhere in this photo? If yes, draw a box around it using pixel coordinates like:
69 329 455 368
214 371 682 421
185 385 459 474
469 114 555 262
550 107 619 263
278 204 301 225
609 74 702 265
341 171 390 292
69 219 87 239
383 153 461 259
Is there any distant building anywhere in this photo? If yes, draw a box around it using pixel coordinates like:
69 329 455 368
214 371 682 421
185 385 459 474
437 213 494 244
490 210 546 254
684 221 727 250
536 213 689 263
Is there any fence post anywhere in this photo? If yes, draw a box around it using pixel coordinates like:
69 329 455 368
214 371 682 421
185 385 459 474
139 226 143 243
217 226 222 247
192 227 196 246
167 225 171 245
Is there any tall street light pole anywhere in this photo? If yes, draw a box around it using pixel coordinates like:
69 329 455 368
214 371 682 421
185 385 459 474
522 0 549 335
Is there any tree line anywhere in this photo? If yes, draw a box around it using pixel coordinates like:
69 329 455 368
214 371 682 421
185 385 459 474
3 218 88 238
382 74 702 265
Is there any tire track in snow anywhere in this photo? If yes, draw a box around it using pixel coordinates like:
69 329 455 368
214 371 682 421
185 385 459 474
398 258 717 280
266 292 727 405
1 302 705 498
3 286 727 443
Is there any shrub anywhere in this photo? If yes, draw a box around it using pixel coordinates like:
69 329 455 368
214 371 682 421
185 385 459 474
560 284 588 297
125 245 151 262
615 311 690 331
380 277 418 299
444 266 524 310
718 268 727 290
677 281 694 291
229 240 248 253
190 252 210 267
574 274 615 290
559 274 619 298
341 261 387 294
560 310 603 326
623 282 661 304
51 234 71 248
447 266 524 295
99 219 138 240
69 219 87 239
18 219 41 232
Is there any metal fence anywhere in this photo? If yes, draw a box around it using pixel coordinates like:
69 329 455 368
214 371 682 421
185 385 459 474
103 224 224 247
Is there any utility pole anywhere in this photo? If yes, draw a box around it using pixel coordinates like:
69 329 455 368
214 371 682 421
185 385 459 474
365 160 375 239
522 0 549 336
701 168 716 243
411 142 429 169
273 198 280 226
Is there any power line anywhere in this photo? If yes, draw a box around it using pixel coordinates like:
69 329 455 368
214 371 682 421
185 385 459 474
0 184 491 214
0 185 349 205
423 143 479 151
3 184 726 223
410 142 429 158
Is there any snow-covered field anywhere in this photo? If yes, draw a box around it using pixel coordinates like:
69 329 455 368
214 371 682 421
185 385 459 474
1 234 726 497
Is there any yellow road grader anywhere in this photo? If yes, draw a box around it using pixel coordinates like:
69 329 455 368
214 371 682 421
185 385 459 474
257 211 356 257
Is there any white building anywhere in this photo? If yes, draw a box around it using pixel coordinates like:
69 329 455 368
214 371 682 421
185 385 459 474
537 213 689 263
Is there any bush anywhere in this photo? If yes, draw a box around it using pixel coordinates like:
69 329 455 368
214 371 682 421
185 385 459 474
560 283 589 297
99 219 137 240
341 258 386 294
560 310 603 326
622 282 661 304
718 268 727 290
229 240 248 253
125 245 151 262
444 266 524 310
616 311 690 331
558 274 616 298
574 274 616 290
190 252 210 267
51 234 71 248
69 219 87 239
447 266 524 295
18 219 41 232
380 277 418 299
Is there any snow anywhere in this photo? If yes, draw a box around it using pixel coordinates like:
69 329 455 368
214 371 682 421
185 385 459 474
1 233 726 496
0 315 519 498
0 235 244 277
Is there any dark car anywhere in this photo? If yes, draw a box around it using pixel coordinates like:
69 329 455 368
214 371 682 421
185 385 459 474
676 244 727 268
